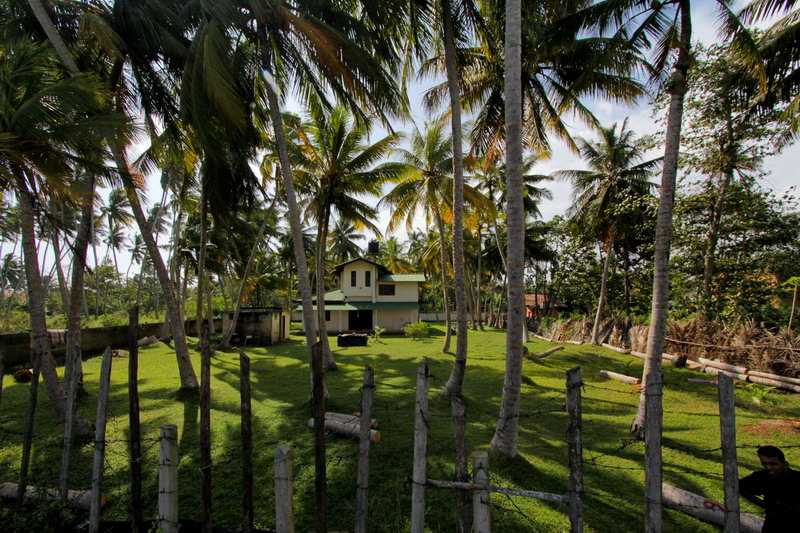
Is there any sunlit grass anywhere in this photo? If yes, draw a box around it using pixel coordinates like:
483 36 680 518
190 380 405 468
1 324 798 531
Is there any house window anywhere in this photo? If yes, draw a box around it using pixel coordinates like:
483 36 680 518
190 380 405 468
378 284 395 296
365 271 371 287
325 310 331 321
351 271 357 287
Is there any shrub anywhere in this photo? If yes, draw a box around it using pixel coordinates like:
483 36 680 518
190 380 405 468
403 321 429 340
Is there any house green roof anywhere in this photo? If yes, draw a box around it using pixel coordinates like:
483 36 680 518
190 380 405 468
377 274 426 283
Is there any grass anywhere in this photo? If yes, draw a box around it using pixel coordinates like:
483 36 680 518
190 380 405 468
1 324 799 532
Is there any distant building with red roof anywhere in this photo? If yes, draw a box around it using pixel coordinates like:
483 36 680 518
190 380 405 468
525 294 567 319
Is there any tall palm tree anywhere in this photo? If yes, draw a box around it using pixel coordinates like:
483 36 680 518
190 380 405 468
490 0 524 458
556 120 659 345
381 118 487 355
101 188 132 302
379 237 413 273
328 218 365 263
290 101 403 369
0 40 126 435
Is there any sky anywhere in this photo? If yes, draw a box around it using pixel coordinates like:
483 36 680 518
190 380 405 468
13 0 800 276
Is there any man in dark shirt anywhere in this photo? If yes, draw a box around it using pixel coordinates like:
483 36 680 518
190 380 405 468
739 446 800 532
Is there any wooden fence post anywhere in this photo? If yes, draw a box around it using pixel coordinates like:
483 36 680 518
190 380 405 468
0 351 4 405
59 331 79 499
310 342 327 533
718 373 740 532
17 364 40 505
274 444 295 533
128 306 143 532
355 365 375 533
199 322 213 533
472 452 490 533
89 347 113 533
451 395 470 533
566 367 583 533
411 362 430 533
158 424 179 533
240 353 253 533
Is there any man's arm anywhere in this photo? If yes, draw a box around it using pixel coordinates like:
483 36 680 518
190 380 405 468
739 473 765 508
740 490 765 508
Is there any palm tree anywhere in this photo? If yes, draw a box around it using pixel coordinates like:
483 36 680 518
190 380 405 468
290 101 403 369
556 120 659 345
379 237 413 273
381 118 486 355
0 40 126 435
328 218 365 263
490 0 524 458
101 188 132 303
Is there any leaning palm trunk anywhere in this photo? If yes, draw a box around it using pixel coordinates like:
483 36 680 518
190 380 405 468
441 0 469 403
51 227 69 312
64 172 96 395
315 208 336 369
110 144 198 390
590 238 614 345
220 194 278 347
490 0 524 457
14 171 92 436
701 169 733 310
631 5 692 531
262 71 325 399
436 214 453 353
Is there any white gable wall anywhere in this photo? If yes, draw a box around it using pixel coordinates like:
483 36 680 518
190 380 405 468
340 261 377 301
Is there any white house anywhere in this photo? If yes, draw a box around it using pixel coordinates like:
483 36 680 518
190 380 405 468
307 258 424 333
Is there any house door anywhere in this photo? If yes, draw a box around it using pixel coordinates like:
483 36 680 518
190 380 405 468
348 310 373 331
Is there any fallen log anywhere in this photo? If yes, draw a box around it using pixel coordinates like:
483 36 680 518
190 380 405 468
599 370 640 385
527 346 564 359
0 482 106 511
308 418 381 444
601 343 631 354
662 483 763 533
563 340 583 345
327 412 378 429
698 358 748 375
687 379 718 386
745 374 800 394
137 336 159 347
532 334 551 342
747 370 800 386
703 366 749 382
630 350 680 363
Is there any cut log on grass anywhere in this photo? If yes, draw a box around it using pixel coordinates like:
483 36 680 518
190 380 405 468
527 346 564 359
0 482 105 510
689 376 714 384
746 374 800 393
328 412 378 429
533 334 551 342
662 483 763 533
630 350 680 363
601 343 631 354
599 370 640 385
564 340 583 345
703 366 749 382
137 336 158 347
747 370 800 386
698 358 748 375
307 418 381 444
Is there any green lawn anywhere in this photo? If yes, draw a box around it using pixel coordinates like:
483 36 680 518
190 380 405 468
1 324 798 532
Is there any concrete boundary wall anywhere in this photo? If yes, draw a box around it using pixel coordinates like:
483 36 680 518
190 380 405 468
0 318 223 368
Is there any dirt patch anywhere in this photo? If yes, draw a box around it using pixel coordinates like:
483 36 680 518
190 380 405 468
742 418 800 437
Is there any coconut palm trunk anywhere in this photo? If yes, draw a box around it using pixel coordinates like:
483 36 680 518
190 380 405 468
64 172 95 395
14 171 92 436
51 227 69 312
262 71 322 379
490 0 524 456
110 144 198 390
631 3 692 530
435 214 453 353
220 193 278 347
441 0 469 402
315 205 336 370
476 226 485 330
196 193 208 340
701 168 733 310
590 237 614 345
